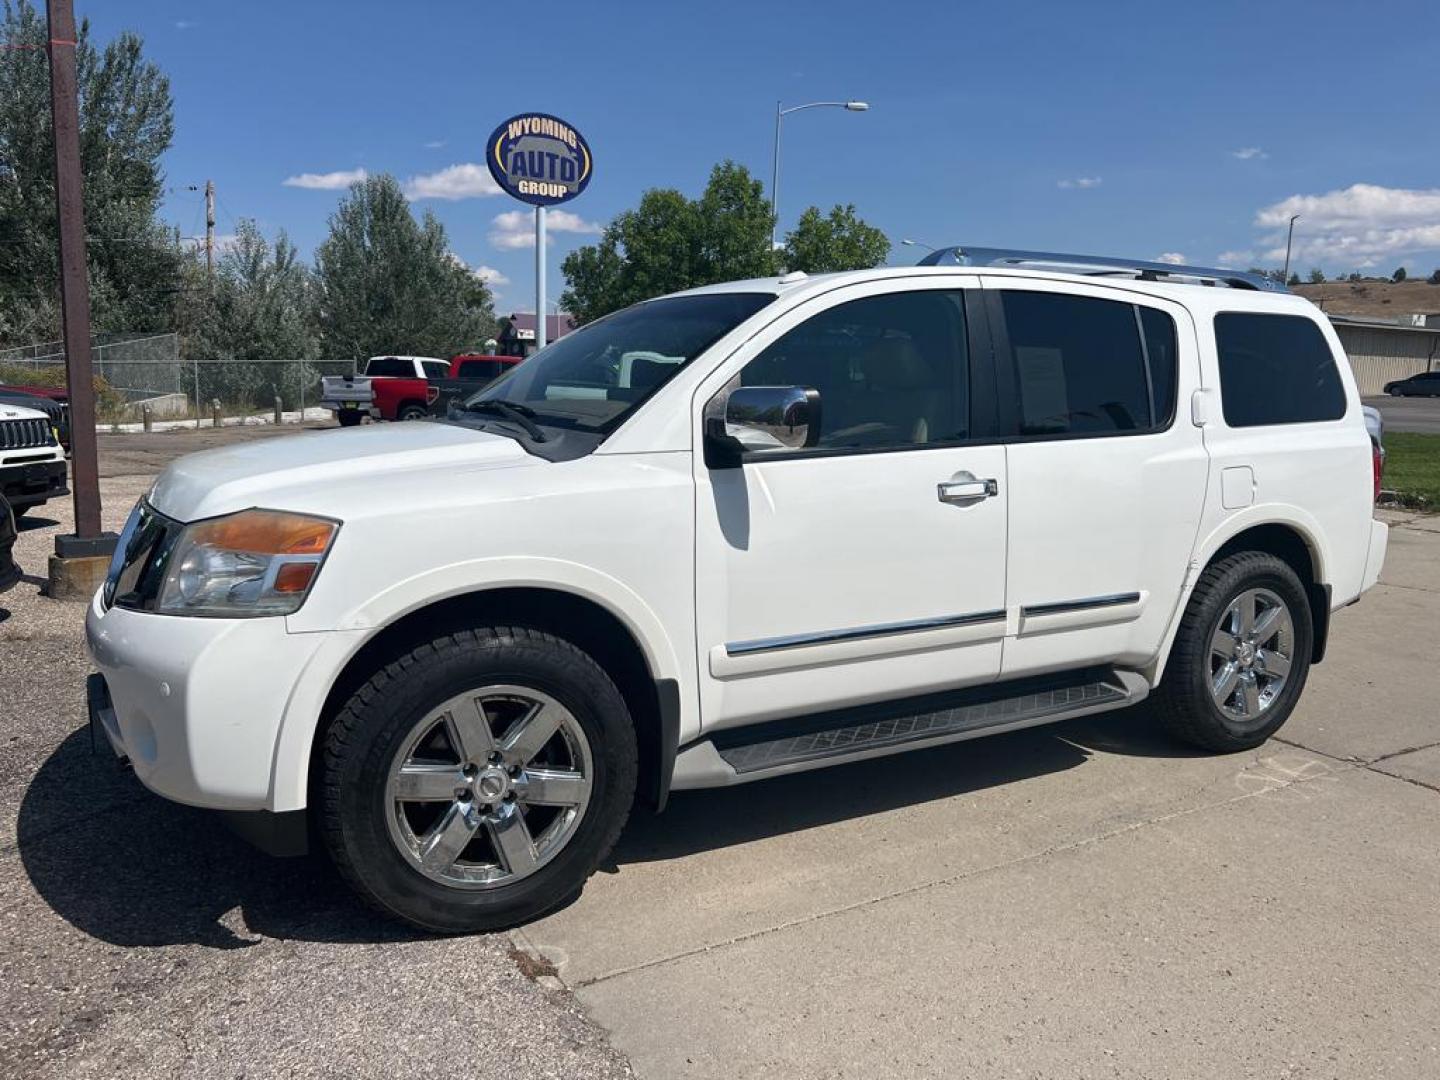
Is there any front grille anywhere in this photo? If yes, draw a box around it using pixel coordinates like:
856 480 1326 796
0 418 53 451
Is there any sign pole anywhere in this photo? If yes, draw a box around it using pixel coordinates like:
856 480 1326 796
535 206 547 350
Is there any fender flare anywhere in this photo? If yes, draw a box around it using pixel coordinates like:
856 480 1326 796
1146 505 1330 686
266 556 684 812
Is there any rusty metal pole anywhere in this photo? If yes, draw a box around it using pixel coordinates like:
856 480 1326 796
47 0 103 539
45 0 116 596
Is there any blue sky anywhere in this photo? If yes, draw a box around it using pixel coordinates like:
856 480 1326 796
91 1 1440 310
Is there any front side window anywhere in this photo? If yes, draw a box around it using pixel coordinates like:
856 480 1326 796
732 290 970 452
469 293 774 433
1215 313 1346 427
998 291 1174 437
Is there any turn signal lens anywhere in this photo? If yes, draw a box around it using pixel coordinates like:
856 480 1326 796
157 509 339 617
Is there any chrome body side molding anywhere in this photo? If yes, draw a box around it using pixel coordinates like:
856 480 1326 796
1019 592 1142 618
724 608 1008 657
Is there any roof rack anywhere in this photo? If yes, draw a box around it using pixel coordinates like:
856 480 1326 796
914 246 1286 293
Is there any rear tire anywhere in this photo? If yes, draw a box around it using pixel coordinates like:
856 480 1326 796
320 626 637 933
397 403 428 421
337 409 363 427
1152 552 1313 752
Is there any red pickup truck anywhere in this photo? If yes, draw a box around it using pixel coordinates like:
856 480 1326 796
320 354 522 425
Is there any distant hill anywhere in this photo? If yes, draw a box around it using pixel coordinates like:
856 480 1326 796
1293 279 1440 321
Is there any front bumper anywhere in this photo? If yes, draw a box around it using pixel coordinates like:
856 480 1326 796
0 458 67 508
85 592 334 810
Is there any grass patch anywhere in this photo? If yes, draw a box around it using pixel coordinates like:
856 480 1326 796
1382 432 1440 509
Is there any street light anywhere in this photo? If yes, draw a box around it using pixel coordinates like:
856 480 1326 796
771 100 869 248
1282 214 1300 283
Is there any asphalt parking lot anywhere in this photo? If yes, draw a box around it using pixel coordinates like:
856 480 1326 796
1365 393 1440 434
3 424 1438 1079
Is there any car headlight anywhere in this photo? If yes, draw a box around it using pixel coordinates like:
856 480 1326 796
157 509 339 617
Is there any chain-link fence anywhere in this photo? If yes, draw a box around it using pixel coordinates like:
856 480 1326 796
0 334 356 420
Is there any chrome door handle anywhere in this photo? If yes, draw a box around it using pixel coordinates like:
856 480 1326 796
937 473 998 504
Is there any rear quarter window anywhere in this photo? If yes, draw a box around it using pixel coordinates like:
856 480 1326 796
1214 313 1347 427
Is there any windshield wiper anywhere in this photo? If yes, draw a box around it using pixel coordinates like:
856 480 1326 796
461 399 548 442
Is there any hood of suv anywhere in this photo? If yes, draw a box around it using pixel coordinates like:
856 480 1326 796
149 421 537 522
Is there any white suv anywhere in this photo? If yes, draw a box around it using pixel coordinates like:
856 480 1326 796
87 249 1389 931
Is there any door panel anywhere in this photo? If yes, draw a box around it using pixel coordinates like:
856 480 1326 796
980 278 1209 678
692 280 1007 732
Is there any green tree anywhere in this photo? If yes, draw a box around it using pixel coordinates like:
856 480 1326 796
1428 268 1440 285
777 203 887 276
782 204 890 274
313 174 494 362
180 220 320 407
1392 266 1407 283
561 161 776 324
1308 268 1326 284
0 0 181 346
1287 272 1301 287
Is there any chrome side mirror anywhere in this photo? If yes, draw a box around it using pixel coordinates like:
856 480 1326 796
705 385 822 468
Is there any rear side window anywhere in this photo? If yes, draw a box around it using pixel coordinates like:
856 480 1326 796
366 357 411 378
1214 313 1346 427
421 361 450 380
998 291 1177 437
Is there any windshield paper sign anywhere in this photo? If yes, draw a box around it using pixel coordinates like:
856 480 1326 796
485 113 593 206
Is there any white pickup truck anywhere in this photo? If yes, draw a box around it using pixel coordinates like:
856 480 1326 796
88 249 1388 932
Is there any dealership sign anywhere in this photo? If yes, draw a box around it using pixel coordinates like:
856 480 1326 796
485 113 593 207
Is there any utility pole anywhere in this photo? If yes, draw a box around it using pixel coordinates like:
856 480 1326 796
204 179 215 277
45 0 115 591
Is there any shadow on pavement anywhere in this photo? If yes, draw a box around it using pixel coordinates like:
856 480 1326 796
17 729 423 950
611 703 1201 867
16 513 59 533
19 705 1199 948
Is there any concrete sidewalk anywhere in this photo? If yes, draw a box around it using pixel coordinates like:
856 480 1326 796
522 511 1440 1079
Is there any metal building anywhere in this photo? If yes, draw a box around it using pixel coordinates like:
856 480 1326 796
1329 316 1440 396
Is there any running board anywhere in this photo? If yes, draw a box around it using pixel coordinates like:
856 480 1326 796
671 668 1149 790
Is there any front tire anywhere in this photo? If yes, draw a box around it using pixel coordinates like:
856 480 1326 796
320 626 637 932
1152 552 1312 752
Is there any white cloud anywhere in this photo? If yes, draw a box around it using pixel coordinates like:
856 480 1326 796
1156 252 1187 265
472 265 509 287
282 168 367 190
1058 177 1102 190
402 163 501 201
1217 250 1256 268
1245 183 1440 268
1231 147 1267 160
488 208 602 250
175 20 198 31
423 140 447 150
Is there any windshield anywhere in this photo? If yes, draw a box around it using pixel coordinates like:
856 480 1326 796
465 292 774 433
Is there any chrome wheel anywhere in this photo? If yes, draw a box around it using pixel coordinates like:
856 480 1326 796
1208 587 1295 721
384 685 593 889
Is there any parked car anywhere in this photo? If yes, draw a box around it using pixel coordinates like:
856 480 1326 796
0 384 70 449
0 493 19 595
1383 371 1440 397
1363 404 1386 500
320 354 522 425
87 249 1388 932
0 399 68 518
